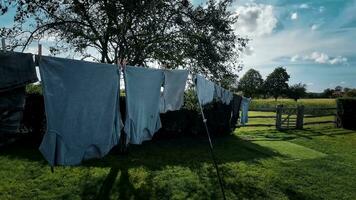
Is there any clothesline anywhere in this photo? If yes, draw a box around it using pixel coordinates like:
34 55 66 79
1 39 232 94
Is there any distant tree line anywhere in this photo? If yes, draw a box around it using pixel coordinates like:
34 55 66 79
317 86 356 98
237 67 356 100
236 67 306 101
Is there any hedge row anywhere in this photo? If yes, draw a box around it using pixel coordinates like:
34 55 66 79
22 89 235 140
337 98 356 130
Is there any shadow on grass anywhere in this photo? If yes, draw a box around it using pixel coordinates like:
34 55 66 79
78 134 282 199
82 167 137 200
0 133 282 199
0 134 280 167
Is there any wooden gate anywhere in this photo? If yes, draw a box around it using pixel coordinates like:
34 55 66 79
276 105 298 130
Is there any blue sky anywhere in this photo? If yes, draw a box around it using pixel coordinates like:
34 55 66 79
192 0 356 92
1 0 356 92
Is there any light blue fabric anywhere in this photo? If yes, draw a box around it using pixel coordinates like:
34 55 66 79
214 84 223 100
240 97 251 125
124 66 164 144
196 75 215 106
214 84 233 105
160 69 188 113
222 89 233 104
39 56 121 166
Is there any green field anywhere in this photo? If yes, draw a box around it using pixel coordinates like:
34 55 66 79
1 99 355 200
250 98 336 109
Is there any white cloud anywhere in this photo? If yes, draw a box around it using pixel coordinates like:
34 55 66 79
241 27 355 68
329 56 348 65
291 12 298 20
233 3 278 37
311 24 319 31
290 55 300 62
308 52 330 63
291 51 348 65
299 4 309 9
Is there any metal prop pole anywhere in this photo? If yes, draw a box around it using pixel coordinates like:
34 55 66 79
195 79 226 200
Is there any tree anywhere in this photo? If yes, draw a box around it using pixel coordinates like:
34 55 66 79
335 86 343 92
345 89 356 97
238 69 263 98
332 86 343 98
0 0 248 85
263 67 290 100
287 83 306 101
322 88 334 98
343 87 351 93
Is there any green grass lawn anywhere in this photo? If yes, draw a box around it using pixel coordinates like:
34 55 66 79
1 109 355 199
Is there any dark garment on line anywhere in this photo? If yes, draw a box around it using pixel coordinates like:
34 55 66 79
38 56 122 166
0 51 37 92
230 94 242 128
0 86 26 134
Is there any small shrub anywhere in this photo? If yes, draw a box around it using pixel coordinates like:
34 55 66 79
26 84 42 95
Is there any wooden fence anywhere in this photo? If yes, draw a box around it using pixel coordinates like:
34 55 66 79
238 105 338 130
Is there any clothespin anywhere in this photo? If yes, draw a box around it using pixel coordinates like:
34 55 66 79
1 38 5 52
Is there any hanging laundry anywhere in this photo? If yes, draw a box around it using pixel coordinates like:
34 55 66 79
214 84 233 105
124 66 164 144
214 84 223 100
196 75 215 106
160 69 188 113
0 87 26 133
0 52 37 92
38 56 121 166
240 97 251 125
222 88 233 105
0 51 37 134
230 94 242 128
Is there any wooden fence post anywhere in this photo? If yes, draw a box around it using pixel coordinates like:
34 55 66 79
336 101 342 128
276 105 283 130
296 105 304 129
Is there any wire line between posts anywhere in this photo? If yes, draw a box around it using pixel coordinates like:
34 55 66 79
195 81 227 200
